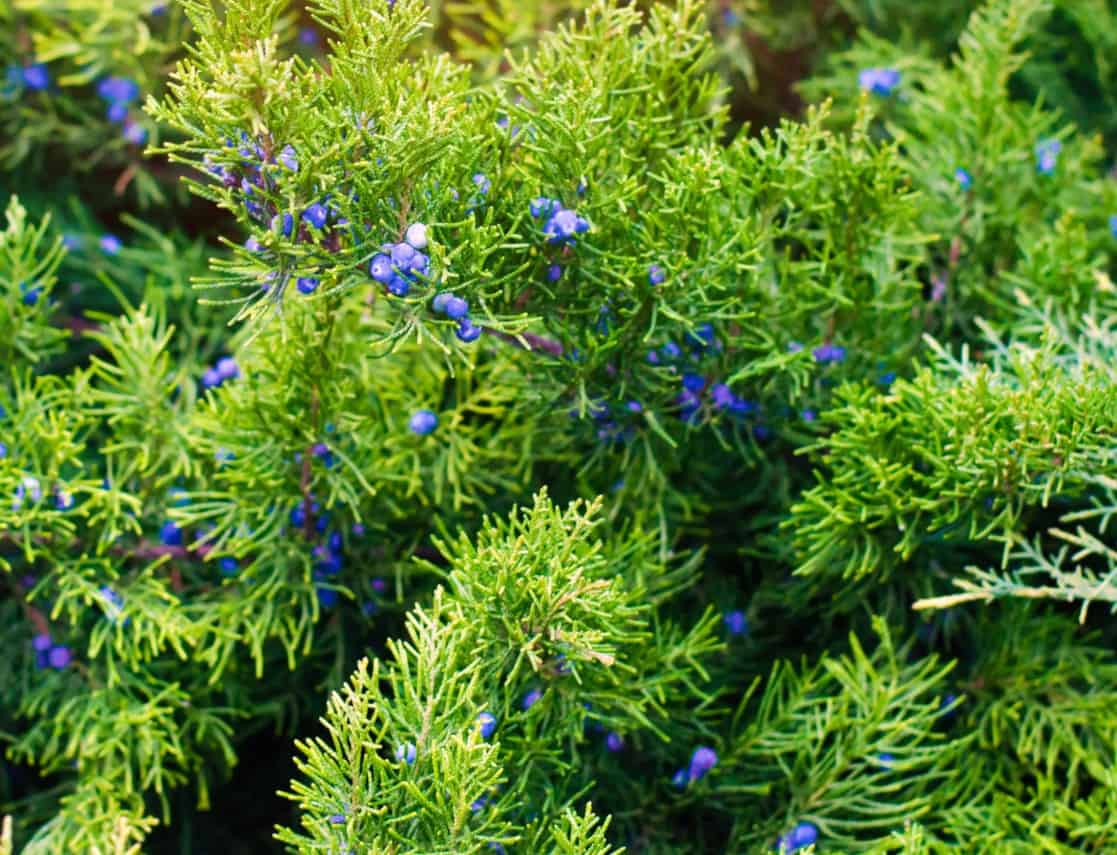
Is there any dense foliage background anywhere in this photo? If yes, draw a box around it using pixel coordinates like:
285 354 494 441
3 0 1117 852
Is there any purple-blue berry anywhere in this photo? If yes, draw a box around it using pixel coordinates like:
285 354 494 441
687 746 717 782
99 234 122 255
48 645 72 669
605 732 624 752
443 296 469 320
395 742 417 764
477 712 497 739
278 144 298 171
369 253 392 283
216 357 239 381
723 610 747 636
522 688 542 710
22 64 50 91
219 557 239 577
812 343 846 364
776 822 818 853
955 167 973 190
296 276 319 295
302 204 329 229
648 264 665 285
159 521 183 546
409 409 438 436
20 282 41 305
858 67 900 96
1036 139 1061 176
404 222 428 250
456 319 482 343
97 76 139 105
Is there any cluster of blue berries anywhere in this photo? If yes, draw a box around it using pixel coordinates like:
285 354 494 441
286 501 361 608
428 267 483 343
671 745 717 788
96 76 146 145
530 197 589 244
201 356 239 389
31 633 71 670
858 67 900 96
368 222 431 298
4 63 50 94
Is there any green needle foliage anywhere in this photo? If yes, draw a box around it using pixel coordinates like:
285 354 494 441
4 0 1117 852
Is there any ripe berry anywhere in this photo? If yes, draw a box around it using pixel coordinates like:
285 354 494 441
404 222 428 249
409 410 438 436
159 521 183 546
22 64 50 91
216 357 239 380
444 296 469 320
858 67 900 96
395 742 417 764
369 254 392 283
776 822 818 853
455 320 482 342
477 712 497 739
522 688 542 710
278 144 299 172
296 276 319 295
648 264 665 285
302 204 329 229
723 610 747 635
687 746 717 782
97 76 140 104
48 645 72 669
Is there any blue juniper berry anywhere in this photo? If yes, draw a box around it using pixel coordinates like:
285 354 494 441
776 822 818 853
395 742 417 764
687 746 717 782
954 167 973 190
456 319 482 342
278 144 299 171
858 67 900 95
723 609 747 636
302 204 329 229
22 64 50 91
812 343 846 364
1035 139 1061 175
477 712 497 739
409 410 438 436
159 521 183 546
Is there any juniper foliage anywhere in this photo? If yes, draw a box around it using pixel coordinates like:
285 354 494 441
3 0 1117 852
